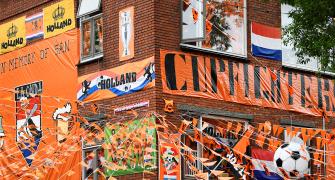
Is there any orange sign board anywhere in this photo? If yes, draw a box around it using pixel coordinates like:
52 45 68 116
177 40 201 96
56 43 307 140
0 29 80 179
160 50 335 117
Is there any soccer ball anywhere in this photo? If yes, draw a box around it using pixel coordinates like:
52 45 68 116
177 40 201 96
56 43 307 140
273 137 310 178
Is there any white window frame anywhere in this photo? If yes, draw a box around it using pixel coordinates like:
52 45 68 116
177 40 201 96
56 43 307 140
180 0 248 59
77 0 102 18
80 13 103 63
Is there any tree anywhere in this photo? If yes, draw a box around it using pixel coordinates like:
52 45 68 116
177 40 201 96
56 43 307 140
281 0 335 72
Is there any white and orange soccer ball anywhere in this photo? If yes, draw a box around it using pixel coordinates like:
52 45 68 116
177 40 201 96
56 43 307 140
273 136 311 178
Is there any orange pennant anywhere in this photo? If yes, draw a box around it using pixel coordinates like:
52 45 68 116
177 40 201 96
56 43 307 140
316 137 322 149
272 125 279 136
192 118 198 128
307 128 314 137
258 123 264 132
276 127 284 137
194 129 203 143
227 122 232 132
235 123 242 138
301 133 310 145
256 134 265 148
320 130 327 139
286 127 292 139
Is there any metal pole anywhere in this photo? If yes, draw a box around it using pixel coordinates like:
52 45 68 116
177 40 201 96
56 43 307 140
197 116 203 172
323 115 326 179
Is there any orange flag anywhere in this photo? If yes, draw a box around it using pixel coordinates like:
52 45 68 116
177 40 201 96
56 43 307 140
268 139 276 151
258 123 264 132
256 134 265 148
286 127 292 138
194 129 203 143
320 130 327 139
179 120 191 133
273 139 281 150
227 122 232 131
301 133 310 145
277 127 284 137
192 118 198 128
316 137 322 149
307 128 314 137
301 128 307 136
313 129 321 137
235 123 242 138
272 125 279 136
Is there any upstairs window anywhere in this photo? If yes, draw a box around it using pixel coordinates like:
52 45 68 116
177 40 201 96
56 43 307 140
78 0 103 63
181 0 247 58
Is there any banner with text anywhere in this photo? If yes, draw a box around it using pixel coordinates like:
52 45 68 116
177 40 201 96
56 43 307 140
160 50 335 117
77 56 155 102
0 16 26 54
0 29 80 179
43 0 75 39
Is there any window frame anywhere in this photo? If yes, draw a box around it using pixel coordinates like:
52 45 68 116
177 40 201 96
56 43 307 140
180 0 248 59
182 115 249 178
80 13 103 63
77 0 102 18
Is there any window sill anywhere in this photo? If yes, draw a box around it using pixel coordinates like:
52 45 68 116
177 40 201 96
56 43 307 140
77 54 103 66
282 64 335 77
180 43 247 60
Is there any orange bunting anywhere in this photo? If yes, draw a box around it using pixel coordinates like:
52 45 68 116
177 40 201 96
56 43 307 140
227 122 232 131
307 129 314 137
206 20 212 34
256 134 265 148
179 120 191 133
301 133 310 145
258 123 264 132
194 129 203 143
192 118 198 128
235 123 242 138
195 172 208 180
277 126 284 137
286 127 292 138
313 129 321 137
272 125 279 136
316 137 322 149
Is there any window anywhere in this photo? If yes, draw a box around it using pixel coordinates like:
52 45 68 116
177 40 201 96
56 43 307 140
82 147 105 180
281 4 332 74
78 0 103 63
181 0 247 57
183 115 248 178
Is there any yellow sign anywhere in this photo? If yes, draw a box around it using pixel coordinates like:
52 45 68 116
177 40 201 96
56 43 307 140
43 0 75 39
0 16 26 54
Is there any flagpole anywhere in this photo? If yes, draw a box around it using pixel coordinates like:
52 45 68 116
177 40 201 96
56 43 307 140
323 115 326 178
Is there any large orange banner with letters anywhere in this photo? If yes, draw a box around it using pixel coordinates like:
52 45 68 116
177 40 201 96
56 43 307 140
161 50 335 117
0 29 80 179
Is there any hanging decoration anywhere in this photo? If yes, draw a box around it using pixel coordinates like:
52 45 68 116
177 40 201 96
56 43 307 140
164 99 174 113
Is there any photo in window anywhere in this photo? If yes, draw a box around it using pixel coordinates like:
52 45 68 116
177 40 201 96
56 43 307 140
119 6 134 61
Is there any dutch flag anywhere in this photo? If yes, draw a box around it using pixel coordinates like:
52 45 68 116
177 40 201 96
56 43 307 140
251 22 282 61
252 148 283 180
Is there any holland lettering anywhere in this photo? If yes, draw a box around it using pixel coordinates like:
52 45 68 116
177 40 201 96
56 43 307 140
46 19 72 33
1 38 24 49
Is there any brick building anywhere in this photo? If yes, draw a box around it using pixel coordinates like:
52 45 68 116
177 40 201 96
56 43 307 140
0 0 334 179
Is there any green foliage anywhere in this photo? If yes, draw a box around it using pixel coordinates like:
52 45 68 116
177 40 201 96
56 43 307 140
281 0 335 72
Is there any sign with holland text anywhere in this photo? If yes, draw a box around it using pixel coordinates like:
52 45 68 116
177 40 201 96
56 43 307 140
43 0 75 39
0 16 26 54
77 56 155 102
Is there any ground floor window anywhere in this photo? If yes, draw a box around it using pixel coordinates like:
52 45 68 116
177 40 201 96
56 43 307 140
182 115 248 178
82 146 105 180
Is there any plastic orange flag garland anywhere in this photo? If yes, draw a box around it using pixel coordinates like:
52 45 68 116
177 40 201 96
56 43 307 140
276 126 284 137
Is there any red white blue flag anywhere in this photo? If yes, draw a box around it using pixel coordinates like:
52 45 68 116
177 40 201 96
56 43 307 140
251 22 282 61
252 148 283 180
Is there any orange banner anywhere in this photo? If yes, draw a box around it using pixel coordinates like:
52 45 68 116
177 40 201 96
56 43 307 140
0 29 80 179
160 50 335 117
